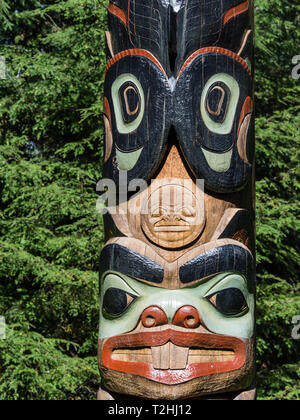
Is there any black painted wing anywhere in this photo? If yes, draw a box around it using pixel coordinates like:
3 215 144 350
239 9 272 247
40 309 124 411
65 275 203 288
108 1 251 77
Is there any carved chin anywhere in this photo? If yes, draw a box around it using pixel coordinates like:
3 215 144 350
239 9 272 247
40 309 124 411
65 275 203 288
100 327 250 387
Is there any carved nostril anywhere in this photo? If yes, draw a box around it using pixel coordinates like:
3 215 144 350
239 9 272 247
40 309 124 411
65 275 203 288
172 306 200 329
141 306 168 328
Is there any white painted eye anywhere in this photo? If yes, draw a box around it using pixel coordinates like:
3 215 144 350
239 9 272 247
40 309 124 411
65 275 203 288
201 73 240 135
111 73 145 134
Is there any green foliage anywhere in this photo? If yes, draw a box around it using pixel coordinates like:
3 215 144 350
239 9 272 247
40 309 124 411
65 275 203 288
0 0 299 400
255 0 300 400
0 0 107 400
255 0 300 114
0 323 98 400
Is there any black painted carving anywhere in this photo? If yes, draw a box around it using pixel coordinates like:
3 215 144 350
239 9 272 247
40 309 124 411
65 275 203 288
208 288 249 316
104 50 254 193
103 53 171 186
179 244 255 291
103 287 137 317
99 243 164 284
175 50 253 192
108 0 251 76
217 209 255 253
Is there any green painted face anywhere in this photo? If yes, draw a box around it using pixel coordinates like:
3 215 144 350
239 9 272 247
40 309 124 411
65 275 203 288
99 272 255 340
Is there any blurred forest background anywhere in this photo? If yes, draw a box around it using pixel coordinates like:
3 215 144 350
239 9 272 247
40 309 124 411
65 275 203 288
0 0 299 400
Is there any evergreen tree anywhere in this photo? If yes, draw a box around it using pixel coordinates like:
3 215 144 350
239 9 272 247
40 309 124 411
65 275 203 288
255 0 300 399
0 0 107 400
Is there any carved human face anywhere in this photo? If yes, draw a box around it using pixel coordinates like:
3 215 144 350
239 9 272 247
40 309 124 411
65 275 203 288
141 181 205 249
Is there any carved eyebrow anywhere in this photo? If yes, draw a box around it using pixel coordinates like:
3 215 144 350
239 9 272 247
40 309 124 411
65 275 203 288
179 244 254 292
204 273 248 297
99 244 164 284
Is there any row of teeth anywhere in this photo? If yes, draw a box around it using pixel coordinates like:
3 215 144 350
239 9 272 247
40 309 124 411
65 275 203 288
112 343 235 370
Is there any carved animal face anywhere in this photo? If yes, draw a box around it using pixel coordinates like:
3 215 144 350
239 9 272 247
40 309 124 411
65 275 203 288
103 49 253 193
98 237 255 398
98 270 255 398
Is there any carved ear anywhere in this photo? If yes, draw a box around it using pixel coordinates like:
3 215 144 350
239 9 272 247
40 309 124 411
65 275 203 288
175 0 251 73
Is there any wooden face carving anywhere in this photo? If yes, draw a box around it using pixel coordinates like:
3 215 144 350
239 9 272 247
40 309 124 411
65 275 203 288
98 239 255 398
99 0 255 400
98 238 255 398
141 180 205 249
103 49 253 192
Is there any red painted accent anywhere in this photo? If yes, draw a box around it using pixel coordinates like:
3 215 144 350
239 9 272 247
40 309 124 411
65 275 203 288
105 49 167 76
141 306 168 328
102 329 246 385
177 47 252 80
238 96 253 135
108 3 127 27
172 306 200 329
223 1 249 26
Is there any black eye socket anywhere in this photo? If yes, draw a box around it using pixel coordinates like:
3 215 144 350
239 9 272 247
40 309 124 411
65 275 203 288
102 287 137 318
208 288 248 316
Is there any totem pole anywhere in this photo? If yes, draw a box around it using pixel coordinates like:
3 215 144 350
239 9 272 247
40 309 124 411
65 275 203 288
98 0 255 400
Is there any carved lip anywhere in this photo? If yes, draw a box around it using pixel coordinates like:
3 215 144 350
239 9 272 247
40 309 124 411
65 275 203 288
154 225 190 232
102 329 246 385
153 220 191 232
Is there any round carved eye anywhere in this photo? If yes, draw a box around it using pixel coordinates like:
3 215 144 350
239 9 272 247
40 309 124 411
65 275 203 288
181 206 196 217
151 207 163 218
205 82 231 124
103 288 137 318
111 73 145 135
201 73 240 135
119 82 141 124
207 288 248 316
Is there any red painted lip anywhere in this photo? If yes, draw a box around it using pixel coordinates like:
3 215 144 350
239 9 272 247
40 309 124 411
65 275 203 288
102 329 246 385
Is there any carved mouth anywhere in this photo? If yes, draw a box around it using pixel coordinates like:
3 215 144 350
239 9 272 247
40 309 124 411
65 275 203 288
154 226 190 232
112 344 235 368
102 328 246 385
154 221 190 232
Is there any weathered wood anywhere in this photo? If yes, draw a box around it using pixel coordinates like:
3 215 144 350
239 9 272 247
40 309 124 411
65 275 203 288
98 0 255 400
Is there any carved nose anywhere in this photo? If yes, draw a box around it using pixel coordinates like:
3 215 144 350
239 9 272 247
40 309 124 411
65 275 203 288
141 306 168 328
172 306 200 329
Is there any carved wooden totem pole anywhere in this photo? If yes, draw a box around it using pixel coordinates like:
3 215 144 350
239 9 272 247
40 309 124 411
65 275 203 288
98 0 255 400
